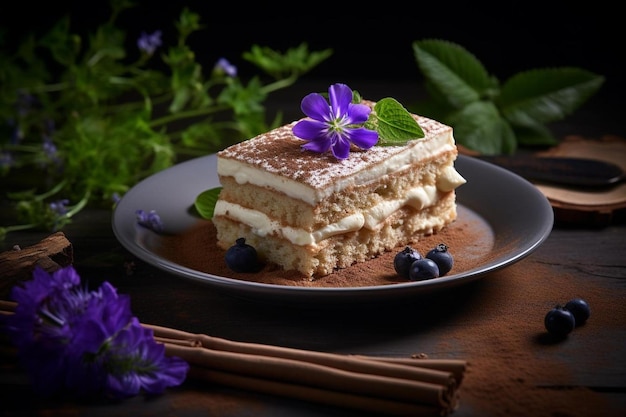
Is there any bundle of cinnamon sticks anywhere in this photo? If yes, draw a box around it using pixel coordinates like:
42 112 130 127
1 299 466 416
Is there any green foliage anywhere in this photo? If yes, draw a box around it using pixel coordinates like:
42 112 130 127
194 188 221 220
0 1 331 240
411 39 605 154
369 98 425 145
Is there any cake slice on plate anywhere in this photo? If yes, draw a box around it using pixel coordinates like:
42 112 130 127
212 84 466 279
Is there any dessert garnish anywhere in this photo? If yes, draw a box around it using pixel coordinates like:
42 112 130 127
1 265 188 399
393 243 455 281
393 247 423 280
135 209 164 233
544 297 591 338
564 298 591 325
544 305 576 338
293 83 424 160
409 258 440 280
426 243 454 276
225 237 261 273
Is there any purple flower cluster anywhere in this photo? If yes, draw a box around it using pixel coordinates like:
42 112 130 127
137 30 162 56
214 58 237 77
136 209 164 233
1 266 188 400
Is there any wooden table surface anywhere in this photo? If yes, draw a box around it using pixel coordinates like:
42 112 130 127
1 80 625 417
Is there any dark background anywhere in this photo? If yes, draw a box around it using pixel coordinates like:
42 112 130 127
1 1 623 132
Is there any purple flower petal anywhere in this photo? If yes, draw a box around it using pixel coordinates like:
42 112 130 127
328 83 353 118
300 93 332 122
346 103 372 124
347 127 379 150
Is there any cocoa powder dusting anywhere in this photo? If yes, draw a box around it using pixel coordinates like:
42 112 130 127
157 206 495 287
154 207 626 417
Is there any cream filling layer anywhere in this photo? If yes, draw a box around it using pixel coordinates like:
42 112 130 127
214 181 458 247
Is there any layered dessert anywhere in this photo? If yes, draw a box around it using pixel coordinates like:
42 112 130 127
212 87 466 279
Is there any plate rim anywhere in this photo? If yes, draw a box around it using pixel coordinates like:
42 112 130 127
112 154 554 304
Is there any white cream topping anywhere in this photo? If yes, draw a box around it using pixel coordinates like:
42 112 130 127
217 118 461 206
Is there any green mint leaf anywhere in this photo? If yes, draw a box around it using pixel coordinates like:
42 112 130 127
194 187 222 219
412 39 498 109
411 39 605 154
369 98 424 145
498 68 605 125
449 101 517 154
514 124 560 147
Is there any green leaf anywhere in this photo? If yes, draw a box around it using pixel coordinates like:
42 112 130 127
448 101 517 154
243 43 333 79
498 68 605 126
514 124 559 147
194 187 222 219
412 39 498 109
370 98 424 145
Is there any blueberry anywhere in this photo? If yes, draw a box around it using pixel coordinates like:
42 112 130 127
564 298 590 326
544 305 576 337
425 243 453 276
225 237 259 273
409 258 440 281
394 246 422 279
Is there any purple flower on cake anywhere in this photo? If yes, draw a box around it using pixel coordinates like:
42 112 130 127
293 83 378 160
1 265 188 399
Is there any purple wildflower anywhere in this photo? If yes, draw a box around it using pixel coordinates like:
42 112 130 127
136 209 164 233
101 318 189 399
1 265 189 399
137 30 162 56
8 120 23 145
214 58 237 77
0 151 13 169
292 83 379 160
15 90 36 117
49 199 70 216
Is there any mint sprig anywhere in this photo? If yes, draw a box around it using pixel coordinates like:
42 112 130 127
194 188 222 220
411 39 605 154
365 98 425 145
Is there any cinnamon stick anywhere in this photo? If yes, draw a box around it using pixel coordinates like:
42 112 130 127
189 367 446 417
147 324 458 388
164 342 455 408
352 355 467 386
0 232 73 296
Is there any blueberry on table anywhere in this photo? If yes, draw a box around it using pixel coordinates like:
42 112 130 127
544 305 576 337
225 238 259 273
426 243 454 276
564 298 591 326
394 246 422 279
409 258 440 281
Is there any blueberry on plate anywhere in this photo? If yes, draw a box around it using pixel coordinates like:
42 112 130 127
426 243 454 276
409 258 440 281
564 298 591 326
394 246 422 279
225 238 259 273
544 305 576 337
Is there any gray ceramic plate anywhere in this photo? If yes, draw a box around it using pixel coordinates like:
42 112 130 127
112 155 553 305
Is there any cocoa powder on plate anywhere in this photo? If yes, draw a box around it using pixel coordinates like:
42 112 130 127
157 206 495 287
